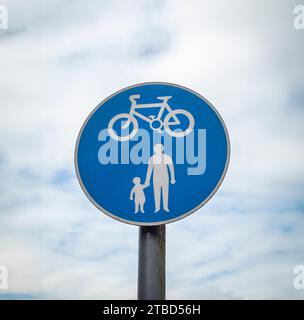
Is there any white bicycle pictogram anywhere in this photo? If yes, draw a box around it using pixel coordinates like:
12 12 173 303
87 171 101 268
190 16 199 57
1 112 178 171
108 94 195 141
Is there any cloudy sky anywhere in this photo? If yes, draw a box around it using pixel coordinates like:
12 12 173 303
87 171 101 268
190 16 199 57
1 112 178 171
0 0 303 299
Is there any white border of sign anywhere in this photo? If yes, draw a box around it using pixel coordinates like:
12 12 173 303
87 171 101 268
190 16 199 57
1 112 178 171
74 82 231 226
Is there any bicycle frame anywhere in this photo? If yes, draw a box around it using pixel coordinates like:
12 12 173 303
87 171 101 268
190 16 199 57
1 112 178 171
110 94 195 141
129 100 180 125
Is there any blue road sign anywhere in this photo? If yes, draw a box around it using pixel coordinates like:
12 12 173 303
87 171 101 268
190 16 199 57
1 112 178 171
75 82 230 226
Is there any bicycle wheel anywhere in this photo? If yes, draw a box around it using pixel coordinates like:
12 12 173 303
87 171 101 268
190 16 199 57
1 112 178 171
164 109 194 137
108 113 138 141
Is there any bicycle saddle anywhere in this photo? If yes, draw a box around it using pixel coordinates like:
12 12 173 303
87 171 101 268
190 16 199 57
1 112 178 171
156 96 172 101
129 94 140 102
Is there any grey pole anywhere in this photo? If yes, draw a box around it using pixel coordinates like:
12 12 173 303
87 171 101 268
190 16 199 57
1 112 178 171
137 225 166 300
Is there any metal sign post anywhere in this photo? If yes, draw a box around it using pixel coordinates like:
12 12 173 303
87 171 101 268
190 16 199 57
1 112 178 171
75 82 230 300
138 225 166 300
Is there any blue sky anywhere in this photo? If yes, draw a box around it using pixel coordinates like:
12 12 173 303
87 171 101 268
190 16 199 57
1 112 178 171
0 0 304 299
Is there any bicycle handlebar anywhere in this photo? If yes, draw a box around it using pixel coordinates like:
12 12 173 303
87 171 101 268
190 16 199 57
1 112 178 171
156 96 172 101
